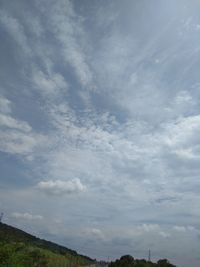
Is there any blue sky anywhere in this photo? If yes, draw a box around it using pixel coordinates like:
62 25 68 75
1 0 200 266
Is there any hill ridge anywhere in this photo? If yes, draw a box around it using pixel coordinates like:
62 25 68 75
0 222 94 267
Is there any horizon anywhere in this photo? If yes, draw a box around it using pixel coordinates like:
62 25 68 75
1 1 200 267
0 221 173 264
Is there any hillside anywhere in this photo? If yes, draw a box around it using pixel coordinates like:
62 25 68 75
0 222 94 267
0 223 177 267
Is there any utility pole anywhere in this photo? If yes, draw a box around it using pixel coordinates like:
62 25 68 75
148 249 151 262
107 256 110 267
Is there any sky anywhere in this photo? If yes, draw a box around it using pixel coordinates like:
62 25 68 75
1 0 200 266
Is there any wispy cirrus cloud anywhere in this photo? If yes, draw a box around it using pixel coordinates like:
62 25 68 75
35 0 94 89
0 9 32 56
0 95 47 157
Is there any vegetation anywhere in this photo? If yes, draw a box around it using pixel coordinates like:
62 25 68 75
0 223 177 267
109 255 177 267
0 223 94 267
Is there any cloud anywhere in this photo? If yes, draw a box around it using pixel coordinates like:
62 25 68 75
11 212 43 220
37 0 93 89
0 114 32 132
37 178 86 196
0 131 43 156
138 224 160 234
159 231 171 238
173 225 197 233
1 1 200 266
0 9 31 56
0 96 12 114
164 115 200 148
83 228 105 240
173 226 186 232
0 95 47 157
32 68 68 98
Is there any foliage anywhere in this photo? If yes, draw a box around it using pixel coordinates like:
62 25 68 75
0 223 94 267
109 255 177 267
0 241 93 267
0 223 177 267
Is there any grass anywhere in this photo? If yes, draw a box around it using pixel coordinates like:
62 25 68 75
0 223 94 267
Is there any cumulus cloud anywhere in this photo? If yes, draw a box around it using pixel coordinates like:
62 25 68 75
11 212 43 220
37 178 86 196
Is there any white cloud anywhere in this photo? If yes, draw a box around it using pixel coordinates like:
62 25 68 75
11 212 43 220
159 231 171 238
174 90 193 106
1 1 200 266
32 69 68 98
37 178 86 196
173 226 187 232
0 114 32 132
173 148 197 160
138 224 160 233
0 10 31 56
172 225 197 233
39 0 93 88
0 96 12 114
164 115 200 147
0 130 45 156
0 96 47 157
83 228 105 240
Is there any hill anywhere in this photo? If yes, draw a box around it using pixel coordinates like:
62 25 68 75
0 223 177 267
0 222 94 267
